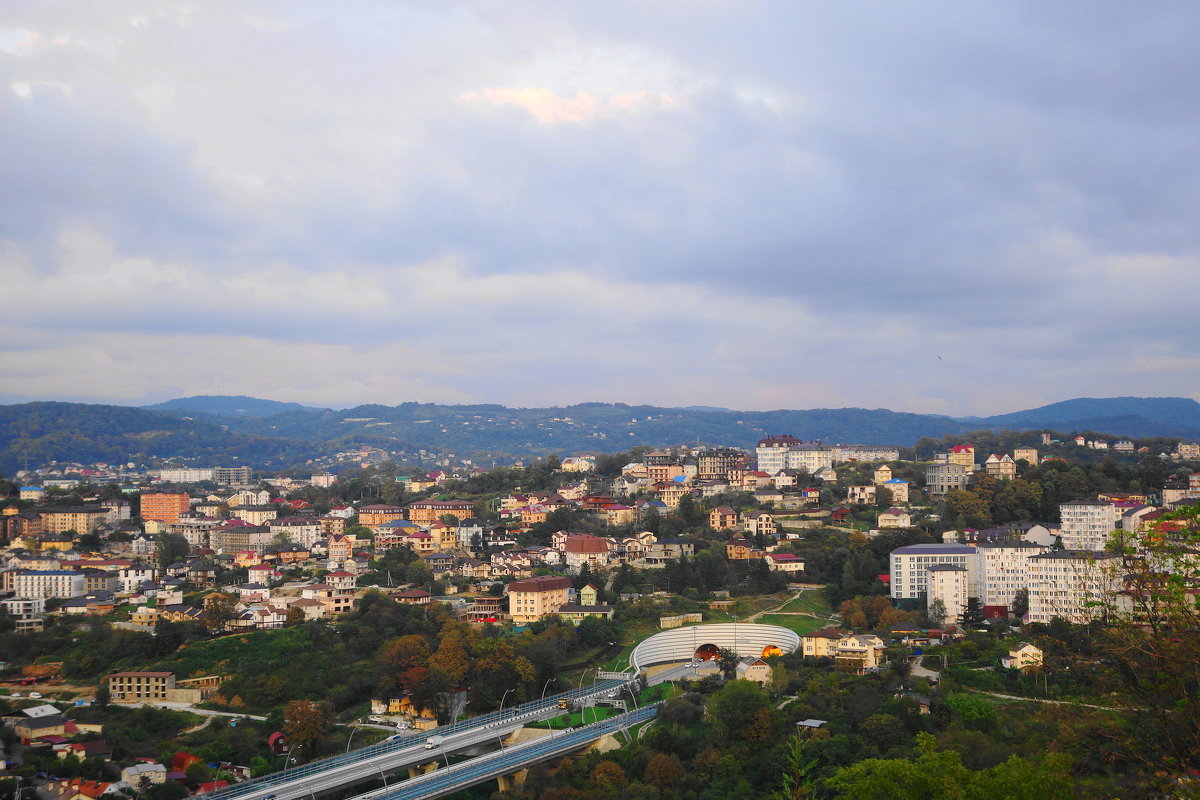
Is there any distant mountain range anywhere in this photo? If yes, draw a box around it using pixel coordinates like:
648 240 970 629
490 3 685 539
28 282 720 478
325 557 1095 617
1 395 1197 475
143 395 324 417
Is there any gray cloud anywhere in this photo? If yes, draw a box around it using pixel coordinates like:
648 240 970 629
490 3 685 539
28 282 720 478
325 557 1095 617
1 1 1198 416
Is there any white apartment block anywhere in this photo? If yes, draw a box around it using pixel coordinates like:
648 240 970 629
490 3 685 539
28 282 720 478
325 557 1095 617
889 543 980 602
1027 551 1121 624
976 540 1047 613
927 564 969 622
833 445 901 462
14 570 86 599
119 566 158 593
156 468 216 483
1059 500 1121 551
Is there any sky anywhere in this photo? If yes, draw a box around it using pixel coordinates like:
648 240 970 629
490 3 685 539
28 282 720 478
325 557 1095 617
2 2 1199 416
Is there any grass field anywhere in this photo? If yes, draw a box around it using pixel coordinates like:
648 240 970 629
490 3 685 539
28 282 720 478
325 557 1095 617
756 614 831 635
778 591 832 615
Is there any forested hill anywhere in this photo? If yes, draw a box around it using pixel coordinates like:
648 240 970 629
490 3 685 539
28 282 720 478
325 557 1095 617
1 396 1198 474
0 402 309 474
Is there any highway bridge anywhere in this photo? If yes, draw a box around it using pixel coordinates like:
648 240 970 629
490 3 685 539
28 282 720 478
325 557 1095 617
347 706 658 800
199 679 631 800
198 651 699 800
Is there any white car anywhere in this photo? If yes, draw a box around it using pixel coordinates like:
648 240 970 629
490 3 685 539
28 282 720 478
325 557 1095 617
29 692 42 699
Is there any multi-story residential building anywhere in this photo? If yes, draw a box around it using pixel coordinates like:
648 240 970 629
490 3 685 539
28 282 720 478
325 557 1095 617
0 596 46 632
832 445 901 463
1026 551 1121 624
213 466 253 485
1174 442 1199 458
755 435 805 474
234 505 279 526
927 564 969 623
156 468 214 483
924 463 970 497
357 504 407 527
507 575 571 623
799 628 848 658
211 521 272 554
947 444 975 468
882 478 909 504
976 539 1047 616
1012 447 1039 465
140 493 191 525
846 485 876 505
1059 499 1122 551
872 465 893 485
169 516 219 548
19 486 45 502
561 534 611 572
889 543 980 603
984 454 1017 480
741 511 778 537
101 499 132 522
106 671 177 702
405 500 476 526
696 448 744 480
14 570 85 599
269 517 322 548
709 506 738 530
41 506 108 535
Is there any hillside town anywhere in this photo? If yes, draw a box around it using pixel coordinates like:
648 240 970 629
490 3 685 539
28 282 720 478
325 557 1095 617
0 430 1197 800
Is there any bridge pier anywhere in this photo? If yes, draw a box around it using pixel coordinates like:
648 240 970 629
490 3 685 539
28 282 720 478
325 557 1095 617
407 761 440 778
496 768 528 792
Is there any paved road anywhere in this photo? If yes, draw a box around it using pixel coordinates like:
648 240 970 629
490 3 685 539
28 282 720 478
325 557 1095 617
347 706 659 800
197 679 630 800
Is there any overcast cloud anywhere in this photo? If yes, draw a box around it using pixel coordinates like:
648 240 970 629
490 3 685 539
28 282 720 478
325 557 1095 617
2 1 1198 415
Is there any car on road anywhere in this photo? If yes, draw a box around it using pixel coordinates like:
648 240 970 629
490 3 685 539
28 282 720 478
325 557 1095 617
29 692 42 699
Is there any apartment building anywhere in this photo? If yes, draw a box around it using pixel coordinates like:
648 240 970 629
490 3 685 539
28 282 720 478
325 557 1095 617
405 500 476 526
140 493 191 525
924 463 971 497
41 506 108 535
106 671 176 702
13 570 85 599
976 540 1047 615
1026 550 1120 624
696 448 744 480
927 564 969 622
1059 500 1122 551
889 543 980 603
507 575 571 624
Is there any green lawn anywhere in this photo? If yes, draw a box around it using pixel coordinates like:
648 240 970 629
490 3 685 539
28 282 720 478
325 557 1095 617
529 706 621 728
756 614 830 635
778 592 831 615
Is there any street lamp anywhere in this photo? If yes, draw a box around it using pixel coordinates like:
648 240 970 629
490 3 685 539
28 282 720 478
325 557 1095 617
345 718 363 753
623 683 639 710
496 688 514 750
542 677 560 730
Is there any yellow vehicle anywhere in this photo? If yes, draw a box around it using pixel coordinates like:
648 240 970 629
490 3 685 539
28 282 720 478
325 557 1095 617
556 699 570 709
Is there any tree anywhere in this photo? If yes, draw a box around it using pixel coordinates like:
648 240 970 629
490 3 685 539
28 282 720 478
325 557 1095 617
959 597 986 628
156 532 191 570
705 679 772 744
283 700 331 758
1094 504 1200 786
1011 588 1029 619
928 599 948 628
285 606 306 626
199 593 238 633
826 733 1071 800
643 752 685 791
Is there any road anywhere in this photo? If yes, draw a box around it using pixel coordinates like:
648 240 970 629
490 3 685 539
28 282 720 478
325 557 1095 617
197 679 631 800
346 706 659 800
